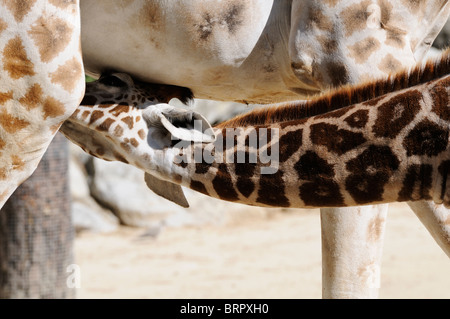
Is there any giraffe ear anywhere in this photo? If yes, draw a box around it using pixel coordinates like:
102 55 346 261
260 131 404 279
144 173 190 208
143 104 216 144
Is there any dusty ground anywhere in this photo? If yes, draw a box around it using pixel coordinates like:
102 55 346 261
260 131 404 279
74 202 449 299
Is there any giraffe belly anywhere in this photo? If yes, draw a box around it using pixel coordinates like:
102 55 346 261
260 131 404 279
80 0 319 104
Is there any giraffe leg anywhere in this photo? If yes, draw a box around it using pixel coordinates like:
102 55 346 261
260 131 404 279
408 201 450 257
320 205 388 299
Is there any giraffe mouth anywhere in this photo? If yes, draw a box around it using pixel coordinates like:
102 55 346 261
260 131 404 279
141 103 216 149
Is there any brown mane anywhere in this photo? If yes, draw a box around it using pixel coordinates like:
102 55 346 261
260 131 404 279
216 48 450 128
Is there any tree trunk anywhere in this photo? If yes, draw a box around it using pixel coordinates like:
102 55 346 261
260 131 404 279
0 133 74 299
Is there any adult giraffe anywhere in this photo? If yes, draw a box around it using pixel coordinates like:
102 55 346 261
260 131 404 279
0 1 84 208
79 0 450 298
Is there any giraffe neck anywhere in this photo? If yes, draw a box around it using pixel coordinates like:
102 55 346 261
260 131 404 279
148 73 450 208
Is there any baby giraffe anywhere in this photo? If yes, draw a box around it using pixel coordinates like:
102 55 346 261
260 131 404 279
61 50 450 210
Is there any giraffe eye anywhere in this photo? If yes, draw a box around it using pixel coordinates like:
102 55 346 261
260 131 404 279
98 75 127 88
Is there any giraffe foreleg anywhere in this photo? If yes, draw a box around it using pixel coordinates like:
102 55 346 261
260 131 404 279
408 201 450 258
320 205 388 299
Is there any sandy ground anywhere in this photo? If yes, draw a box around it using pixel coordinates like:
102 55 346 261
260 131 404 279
74 202 449 299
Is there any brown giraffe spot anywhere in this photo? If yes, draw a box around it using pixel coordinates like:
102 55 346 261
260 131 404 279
28 15 73 63
378 53 402 74
190 180 209 196
114 125 124 137
403 119 449 157
43 97 65 119
98 103 115 109
121 116 134 130
373 89 422 138
0 91 13 105
397 164 433 201
0 138 5 149
378 0 393 23
212 164 239 202
96 118 115 132
89 110 104 125
0 110 30 133
236 178 255 198
3 37 36 79
50 57 83 92
348 37 381 64
344 109 369 128
430 81 450 122
401 0 427 15
325 60 350 87
318 35 338 54
174 157 188 169
138 129 146 140
1 0 37 23
346 145 400 204
81 110 90 121
11 155 25 171
307 5 334 32
109 104 130 117
120 141 131 152
136 0 165 32
296 151 335 180
341 0 372 37
256 170 290 207
310 123 367 155
130 138 139 148
385 26 407 49
195 162 210 174
19 84 43 110
278 129 303 162
300 179 344 207
234 151 257 198
295 151 344 207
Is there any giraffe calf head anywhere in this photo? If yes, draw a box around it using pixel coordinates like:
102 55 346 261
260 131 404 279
61 73 215 165
61 73 218 207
